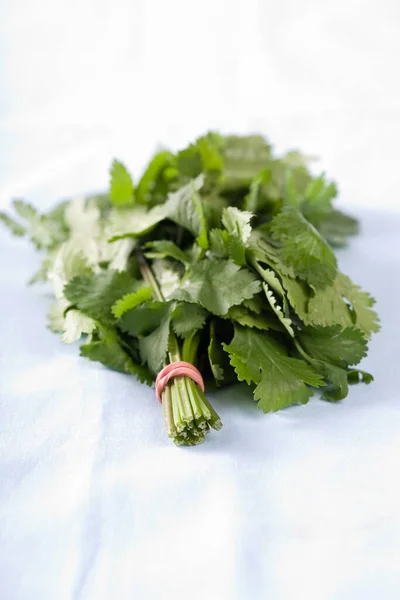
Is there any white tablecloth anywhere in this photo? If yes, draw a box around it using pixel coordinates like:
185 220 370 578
0 209 398 600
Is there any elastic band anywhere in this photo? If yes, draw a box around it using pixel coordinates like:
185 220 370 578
155 361 205 403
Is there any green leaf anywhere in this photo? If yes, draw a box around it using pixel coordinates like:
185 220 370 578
64 271 136 325
47 300 68 333
173 259 261 316
176 144 203 178
226 305 276 331
298 325 368 368
269 207 337 289
118 302 170 337
166 176 207 247
196 133 224 172
13 199 37 221
12 199 67 249
223 326 325 412
305 273 380 337
80 328 152 384
336 273 380 337
221 135 272 184
248 229 295 277
144 240 190 265
109 159 135 206
303 174 337 214
221 207 253 265
279 274 311 322
244 169 271 212
256 265 285 297
0 211 26 236
61 309 96 344
136 150 174 204
111 287 153 319
191 188 209 250
139 314 171 374
316 209 359 247
306 277 354 328
48 239 92 299
208 321 226 383
171 302 208 338
151 259 182 300
262 283 294 337
209 229 230 258
315 360 349 401
110 176 206 243
348 369 374 385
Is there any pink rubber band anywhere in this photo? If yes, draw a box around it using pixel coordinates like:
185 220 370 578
155 361 205 403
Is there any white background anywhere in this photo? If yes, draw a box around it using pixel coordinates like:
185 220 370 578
0 2 399 600
0 0 400 210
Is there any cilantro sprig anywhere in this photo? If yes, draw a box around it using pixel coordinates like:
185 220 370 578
0 132 380 446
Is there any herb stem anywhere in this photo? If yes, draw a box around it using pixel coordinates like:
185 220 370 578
138 252 222 445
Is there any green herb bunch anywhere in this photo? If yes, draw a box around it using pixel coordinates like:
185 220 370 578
0 133 380 445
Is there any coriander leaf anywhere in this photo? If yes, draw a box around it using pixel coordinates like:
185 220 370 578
47 300 68 333
336 273 380 337
80 328 152 384
109 176 205 242
248 229 295 277
144 241 190 265
151 259 182 300
109 159 135 206
282 170 299 207
226 305 277 331
61 309 96 344
221 135 272 184
209 229 230 258
173 258 261 316
171 302 208 338
64 270 136 325
303 173 337 215
12 199 37 221
262 283 294 337
176 144 203 178
49 240 92 299
348 369 374 385
306 277 353 328
244 169 271 212
111 287 153 319
0 212 26 236
269 207 337 289
64 197 101 237
136 150 174 204
108 205 166 240
118 302 170 337
208 321 227 383
242 294 267 314
166 176 208 249
221 206 253 265
305 273 380 336
196 133 224 172
223 326 324 412
256 265 285 297
139 314 171 374
315 360 349 401
12 199 66 249
279 274 310 322
298 325 368 368
315 209 359 247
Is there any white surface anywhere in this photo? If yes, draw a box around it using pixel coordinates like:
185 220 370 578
1 2 400 599
0 216 399 600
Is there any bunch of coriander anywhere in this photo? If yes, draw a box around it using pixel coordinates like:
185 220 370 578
0 133 380 445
